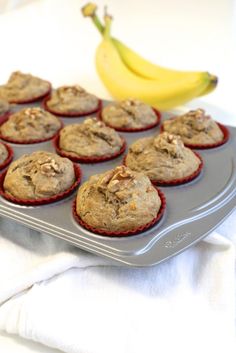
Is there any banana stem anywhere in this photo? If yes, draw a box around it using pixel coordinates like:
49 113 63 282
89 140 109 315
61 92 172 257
93 14 104 34
103 15 112 39
81 2 104 34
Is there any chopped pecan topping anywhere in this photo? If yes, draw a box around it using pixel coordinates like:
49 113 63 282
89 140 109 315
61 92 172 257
58 85 86 98
154 132 184 158
129 201 137 210
84 117 103 127
120 99 141 118
180 109 212 132
37 157 61 176
98 166 135 194
24 107 44 118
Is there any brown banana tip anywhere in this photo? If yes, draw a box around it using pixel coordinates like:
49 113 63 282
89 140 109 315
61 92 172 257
207 72 218 85
212 76 218 85
104 6 113 20
81 2 97 17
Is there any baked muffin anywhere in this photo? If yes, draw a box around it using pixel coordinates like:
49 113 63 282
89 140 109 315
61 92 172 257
57 117 125 162
125 132 202 184
0 143 9 164
75 165 163 234
0 99 9 117
3 151 76 200
0 142 13 170
0 71 51 103
100 99 160 131
44 85 100 116
0 107 62 143
162 109 225 147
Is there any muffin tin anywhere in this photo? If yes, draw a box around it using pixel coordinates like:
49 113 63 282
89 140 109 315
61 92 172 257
0 100 235 267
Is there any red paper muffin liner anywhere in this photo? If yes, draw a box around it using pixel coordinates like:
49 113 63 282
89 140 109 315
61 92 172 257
0 142 14 171
160 120 229 149
0 111 10 122
98 108 161 132
0 113 63 144
123 152 204 186
73 187 166 237
0 163 81 206
43 96 103 117
53 134 126 164
8 81 52 104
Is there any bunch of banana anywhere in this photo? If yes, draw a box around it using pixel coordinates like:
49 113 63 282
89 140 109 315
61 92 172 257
81 3 218 110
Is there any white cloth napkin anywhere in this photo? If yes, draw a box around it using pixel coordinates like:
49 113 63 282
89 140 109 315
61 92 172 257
0 212 236 353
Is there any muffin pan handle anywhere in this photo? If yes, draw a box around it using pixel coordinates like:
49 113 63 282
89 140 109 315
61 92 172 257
121 193 236 266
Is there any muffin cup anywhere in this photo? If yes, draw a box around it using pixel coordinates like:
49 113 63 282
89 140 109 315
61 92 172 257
0 111 10 122
53 134 127 164
0 113 63 144
8 81 52 104
98 108 161 132
0 163 81 206
160 121 229 149
0 143 14 171
73 187 166 237
123 152 204 186
43 96 103 117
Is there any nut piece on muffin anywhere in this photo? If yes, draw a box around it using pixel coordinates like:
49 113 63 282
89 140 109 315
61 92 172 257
3 151 75 200
45 85 100 116
162 109 224 145
76 165 162 233
125 132 202 183
0 107 61 143
0 99 9 116
101 99 159 130
58 117 124 158
0 143 8 164
0 71 51 103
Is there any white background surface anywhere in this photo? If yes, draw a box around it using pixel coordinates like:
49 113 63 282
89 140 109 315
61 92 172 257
0 0 235 352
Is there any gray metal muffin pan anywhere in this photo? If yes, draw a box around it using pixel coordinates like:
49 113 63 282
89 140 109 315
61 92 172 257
0 100 235 267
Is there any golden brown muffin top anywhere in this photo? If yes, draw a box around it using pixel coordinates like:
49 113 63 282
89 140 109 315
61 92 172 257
163 109 223 144
102 99 157 129
59 117 123 157
76 165 161 232
0 107 61 141
4 151 75 200
126 132 201 182
0 71 50 102
46 85 99 114
0 143 8 164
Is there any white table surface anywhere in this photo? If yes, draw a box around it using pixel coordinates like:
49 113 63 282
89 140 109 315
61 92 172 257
0 0 235 352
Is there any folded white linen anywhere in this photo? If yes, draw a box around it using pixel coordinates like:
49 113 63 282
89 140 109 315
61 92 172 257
0 212 236 353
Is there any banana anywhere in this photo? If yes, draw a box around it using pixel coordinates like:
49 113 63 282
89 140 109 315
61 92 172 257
111 39 206 82
197 74 218 97
114 38 218 96
81 3 218 97
95 15 211 110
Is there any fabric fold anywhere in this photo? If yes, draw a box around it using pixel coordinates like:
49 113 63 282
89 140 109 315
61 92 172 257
0 213 236 353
